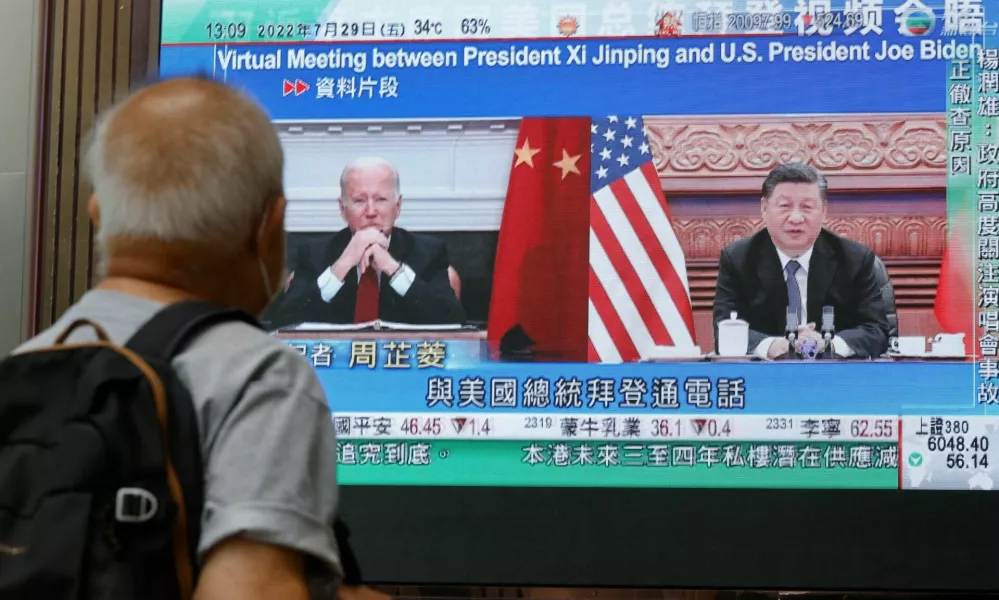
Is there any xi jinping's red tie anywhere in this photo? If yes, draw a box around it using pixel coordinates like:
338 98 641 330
354 268 379 323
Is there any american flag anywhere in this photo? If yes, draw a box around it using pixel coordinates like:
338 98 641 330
587 115 696 362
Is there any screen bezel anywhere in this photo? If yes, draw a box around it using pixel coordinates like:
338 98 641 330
149 1 999 592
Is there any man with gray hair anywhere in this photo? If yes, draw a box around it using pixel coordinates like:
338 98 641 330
712 162 889 359
271 155 465 326
13 77 343 598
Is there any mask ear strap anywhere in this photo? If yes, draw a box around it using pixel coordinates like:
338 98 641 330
256 211 270 247
256 211 276 300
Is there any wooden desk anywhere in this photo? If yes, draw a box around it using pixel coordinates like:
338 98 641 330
272 333 969 364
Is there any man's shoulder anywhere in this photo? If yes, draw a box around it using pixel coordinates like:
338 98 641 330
185 318 289 354
13 329 60 355
397 227 443 247
13 290 159 354
315 228 353 256
817 229 874 262
14 301 320 404
720 228 768 260
396 228 447 257
175 321 325 406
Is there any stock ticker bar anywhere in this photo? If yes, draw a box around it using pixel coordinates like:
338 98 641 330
281 338 999 490
165 1 990 44
330 416 998 490
333 413 899 441
335 439 900 488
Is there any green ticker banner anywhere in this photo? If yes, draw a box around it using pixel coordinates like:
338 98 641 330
337 440 899 488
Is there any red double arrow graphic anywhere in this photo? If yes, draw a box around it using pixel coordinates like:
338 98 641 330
282 79 310 96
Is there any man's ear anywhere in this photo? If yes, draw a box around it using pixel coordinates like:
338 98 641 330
256 196 286 252
257 196 287 275
88 195 100 229
759 197 767 217
266 195 287 236
394 194 403 218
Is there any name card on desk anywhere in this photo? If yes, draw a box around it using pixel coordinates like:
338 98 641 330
643 345 703 361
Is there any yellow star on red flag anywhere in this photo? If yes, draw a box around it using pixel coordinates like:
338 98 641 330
553 148 582 180
513 138 541 168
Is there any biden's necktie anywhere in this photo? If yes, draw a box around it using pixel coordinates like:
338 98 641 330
354 268 379 324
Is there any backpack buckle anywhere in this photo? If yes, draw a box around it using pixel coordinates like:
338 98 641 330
114 487 159 523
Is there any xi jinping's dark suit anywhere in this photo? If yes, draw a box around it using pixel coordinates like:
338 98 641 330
712 228 889 358
267 227 465 328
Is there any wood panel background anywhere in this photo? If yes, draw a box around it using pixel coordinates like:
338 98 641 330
33 0 160 332
643 114 948 348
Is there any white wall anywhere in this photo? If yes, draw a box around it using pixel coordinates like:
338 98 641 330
279 118 520 232
0 1 42 353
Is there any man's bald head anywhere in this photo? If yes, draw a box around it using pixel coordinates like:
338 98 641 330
85 76 284 253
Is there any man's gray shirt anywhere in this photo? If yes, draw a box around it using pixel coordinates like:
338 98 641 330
16 289 342 587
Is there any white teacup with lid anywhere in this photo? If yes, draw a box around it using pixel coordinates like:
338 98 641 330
717 311 749 357
930 332 965 357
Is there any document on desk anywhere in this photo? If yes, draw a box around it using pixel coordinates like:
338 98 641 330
285 320 464 332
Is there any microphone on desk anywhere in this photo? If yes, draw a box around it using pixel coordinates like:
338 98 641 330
821 305 836 358
784 310 799 359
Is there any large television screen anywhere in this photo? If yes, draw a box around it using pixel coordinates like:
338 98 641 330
159 0 999 592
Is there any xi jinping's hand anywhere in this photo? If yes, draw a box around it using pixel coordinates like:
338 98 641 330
794 323 826 355
766 338 790 359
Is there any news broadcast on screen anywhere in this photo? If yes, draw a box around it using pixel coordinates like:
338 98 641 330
159 0 996 491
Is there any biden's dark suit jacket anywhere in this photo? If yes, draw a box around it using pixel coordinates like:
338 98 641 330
712 228 890 358
266 227 465 328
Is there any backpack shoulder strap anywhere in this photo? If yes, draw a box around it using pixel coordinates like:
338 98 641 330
126 300 261 360
123 300 260 592
333 517 364 584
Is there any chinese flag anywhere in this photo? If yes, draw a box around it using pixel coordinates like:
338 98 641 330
935 216 976 356
487 117 591 361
